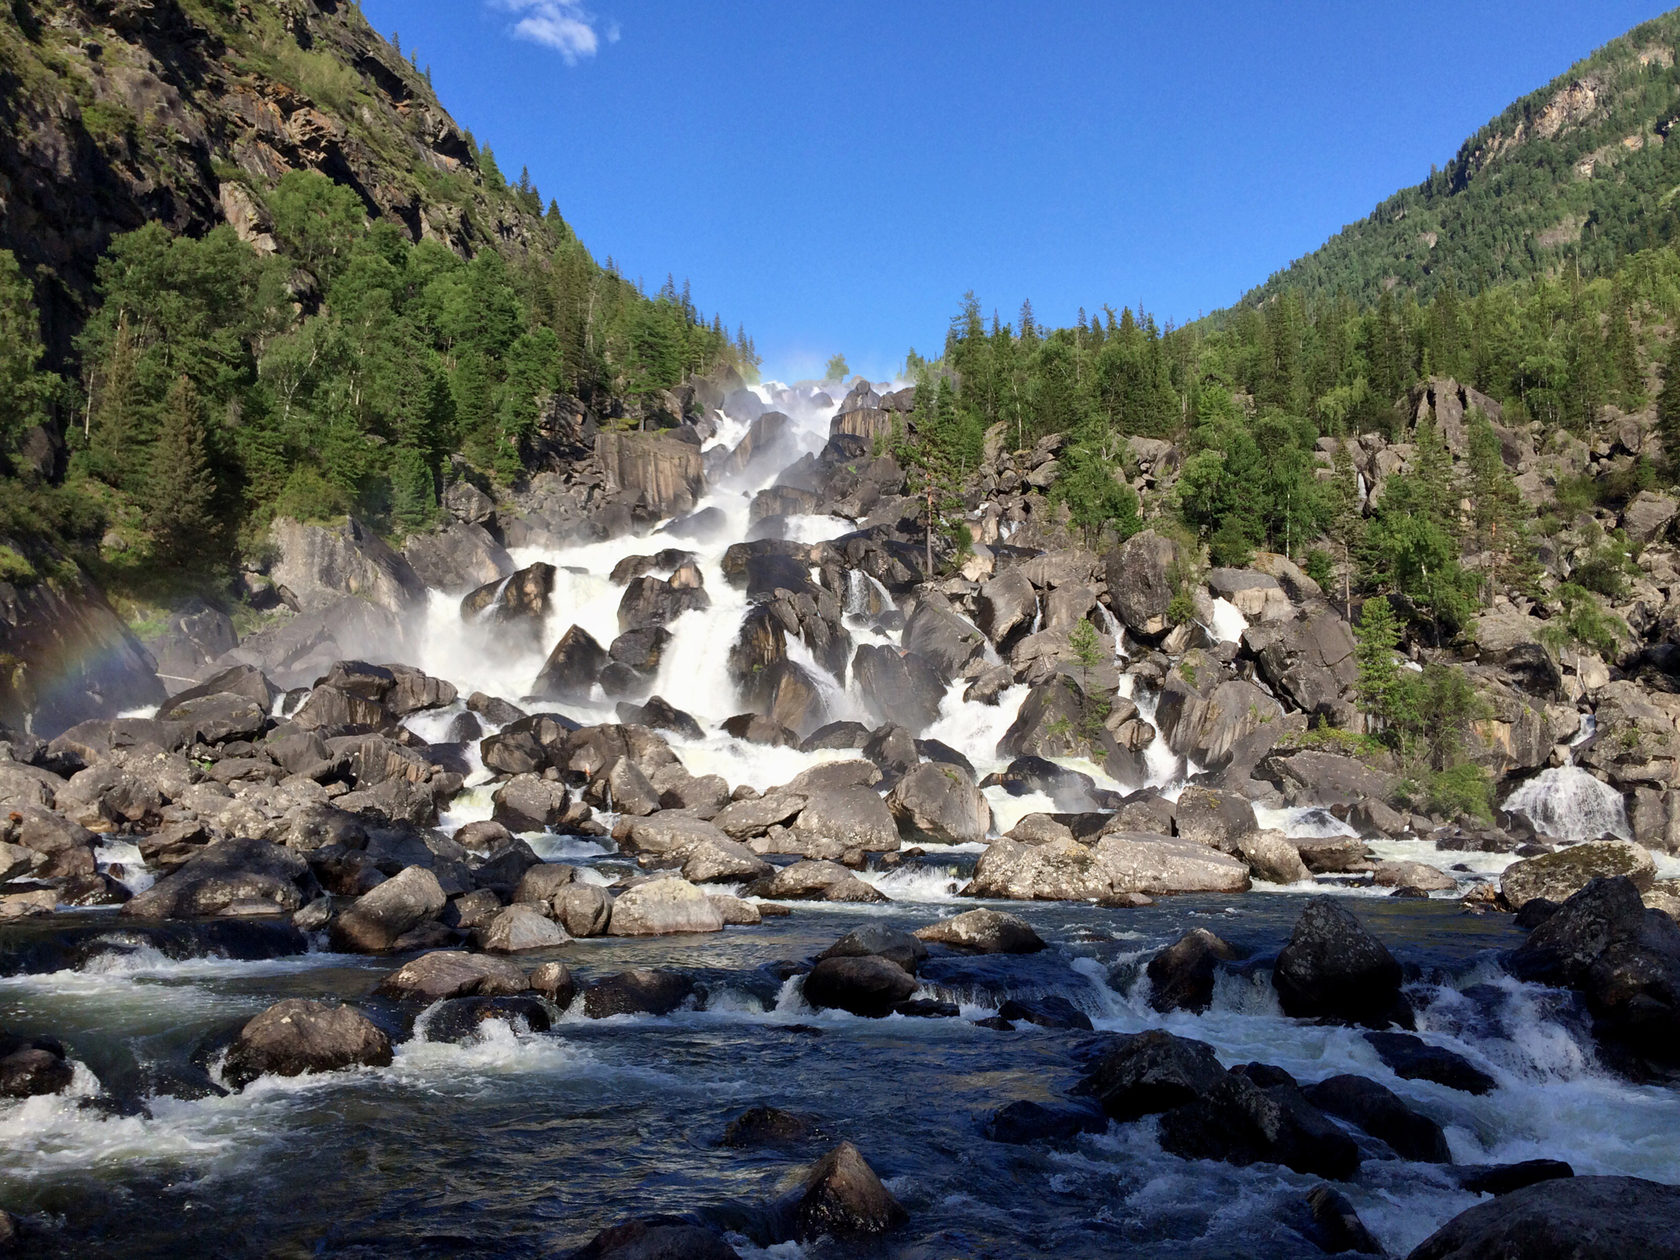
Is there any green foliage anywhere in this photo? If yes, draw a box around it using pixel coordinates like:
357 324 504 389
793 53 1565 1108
0 544 37 585
1540 581 1628 660
145 375 220 568
1303 547 1334 587
388 446 438 534
1067 619 1112 748
0 250 48 459
1398 763 1495 822
1233 10 1680 312
1354 595 1403 729
824 354 850 382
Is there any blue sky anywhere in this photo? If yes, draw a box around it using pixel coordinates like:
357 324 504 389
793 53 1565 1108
361 1 1673 382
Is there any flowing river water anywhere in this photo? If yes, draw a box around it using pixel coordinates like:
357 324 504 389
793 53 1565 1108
3 387 1678 1257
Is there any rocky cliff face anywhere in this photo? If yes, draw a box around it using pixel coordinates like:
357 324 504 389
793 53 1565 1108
0 0 540 361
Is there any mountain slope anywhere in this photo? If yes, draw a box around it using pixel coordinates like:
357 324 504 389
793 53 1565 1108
0 0 546 362
1236 8 1680 310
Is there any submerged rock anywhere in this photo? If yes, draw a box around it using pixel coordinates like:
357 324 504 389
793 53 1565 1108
566 1217 741 1260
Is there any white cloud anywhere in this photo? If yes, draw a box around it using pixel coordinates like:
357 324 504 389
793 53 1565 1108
491 1 614 65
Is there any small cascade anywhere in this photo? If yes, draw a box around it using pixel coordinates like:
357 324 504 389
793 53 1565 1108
1503 766 1632 844
1204 596 1247 645
844 569 895 619
1570 713 1597 749
1092 602 1124 652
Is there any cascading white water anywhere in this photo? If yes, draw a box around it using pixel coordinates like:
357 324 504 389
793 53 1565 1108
1503 766 1633 844
1205 596 1247 645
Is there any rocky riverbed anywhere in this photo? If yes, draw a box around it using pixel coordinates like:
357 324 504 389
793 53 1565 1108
3 379 1680 1257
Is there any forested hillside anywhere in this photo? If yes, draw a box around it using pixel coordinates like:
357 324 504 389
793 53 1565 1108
0 0 755 595
1236 9 1680 309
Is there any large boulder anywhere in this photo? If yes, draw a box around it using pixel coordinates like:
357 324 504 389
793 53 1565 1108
902 596 988 681
886 762 991 844
478 904 569 953
375 951 530 1002
1145 929 1240 1014
595 431 705 517
977 568 1038 646
327 865 447 953
1501 840 1657 910
402 522 514 593
1272 898 1405 1026
122 836 312 919
1507 876 1680 1074
852 645 947 734
533 627 608 703
1154 673 1284 773
222 999 393 1089
785 787 900 860
269 517 426 615
1076 1029 1228 1121
581 968 697 1018
1240 611 1359 723
967 833 1248 902
1407 1176 1680 1260
1470 605 1564 700
744 859 887 903
0 566 165 738
607 877 726 935
1104 530 1181 639
1304 1073 1451 1163
617 574 709 635
793 1142 908 1240
913 908 1044 954
801 955 917 1017
1155 1070 1360 1180
461 562 556 642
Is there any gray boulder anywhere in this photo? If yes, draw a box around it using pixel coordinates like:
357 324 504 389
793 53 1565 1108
913 908 1044 954
887 762 991 844
328 865 447 953
222 999 393 1089
1104 530 1180 638
607 877 726 935
1273 898 1405 1025
269 517 426 615
375 950 530 1002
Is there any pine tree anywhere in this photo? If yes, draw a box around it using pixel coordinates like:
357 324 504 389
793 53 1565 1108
390 446 438 534
1328 439 1363 617
1354 594 1402 737
1660 334 1680 480
0 250 47 455
1466 407 1521 603
146 375 219 568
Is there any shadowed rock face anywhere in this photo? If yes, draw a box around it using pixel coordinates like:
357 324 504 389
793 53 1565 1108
594 432 705 517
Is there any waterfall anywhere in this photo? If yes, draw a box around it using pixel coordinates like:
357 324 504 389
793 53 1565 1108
1205 596 1247 644
1503 767 1632 844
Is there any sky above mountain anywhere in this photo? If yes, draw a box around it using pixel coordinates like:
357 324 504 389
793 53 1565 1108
361 0 1673 382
